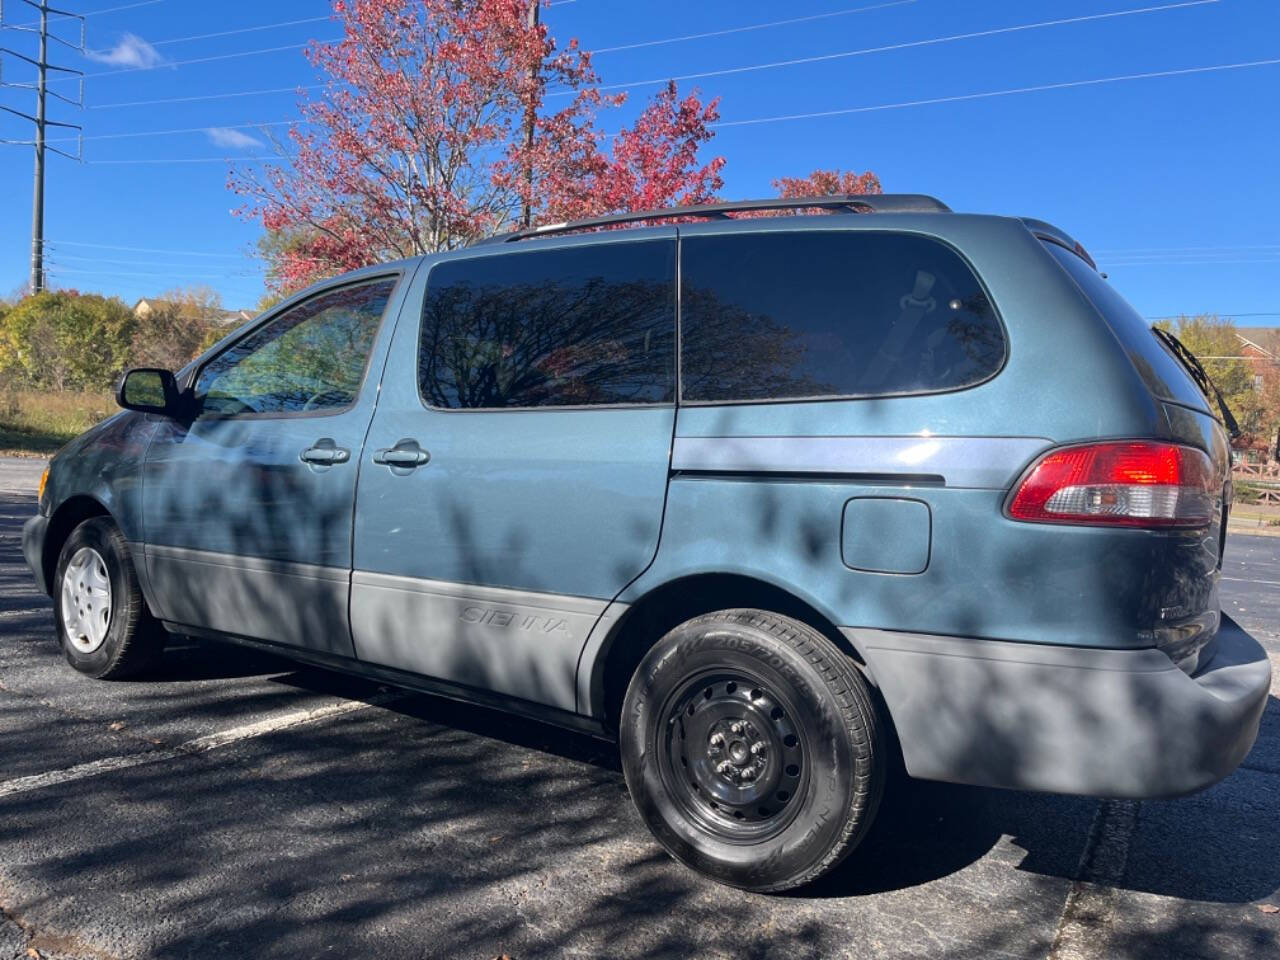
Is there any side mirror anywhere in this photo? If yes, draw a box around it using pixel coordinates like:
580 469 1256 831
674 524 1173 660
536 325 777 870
116 367 181 417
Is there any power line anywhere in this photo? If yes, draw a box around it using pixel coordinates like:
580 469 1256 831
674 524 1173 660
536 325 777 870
150 16 330 47
84 154 284 163
46 264 262 279
1095 257 1280 261
50 119 295 143
592 0 915 55
1090 249 1280 257
13 0 164 28
1104 258 1280 266
74 0 1208 95
1145 312 1280 319
45 239 252 258
85 4 913 108
1103 255 1280 262
710 57 1280 128
80 0 165 16
560 0 1220 96
1095 248 1280 259
70 8 1243 145
63 38 339 81
61 52 1278 152
49 252 260 268
92 85 322 110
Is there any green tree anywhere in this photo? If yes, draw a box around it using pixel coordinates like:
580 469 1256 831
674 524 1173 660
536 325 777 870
1156 314 1269 443
0 291 135 391
129 286 222 371
256 226 317 305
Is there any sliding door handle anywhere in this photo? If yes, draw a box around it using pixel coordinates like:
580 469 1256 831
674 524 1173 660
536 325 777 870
372 439 430 468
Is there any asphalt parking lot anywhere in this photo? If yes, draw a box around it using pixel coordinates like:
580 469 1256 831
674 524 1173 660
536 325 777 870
0 457 1276 960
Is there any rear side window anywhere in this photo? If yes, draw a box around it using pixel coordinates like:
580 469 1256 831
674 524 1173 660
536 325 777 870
680 231 1004 403
418 240 675 409
1044 243 1209 412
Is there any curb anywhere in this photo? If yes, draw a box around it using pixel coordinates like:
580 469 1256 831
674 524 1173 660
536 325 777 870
1228 524 1280 540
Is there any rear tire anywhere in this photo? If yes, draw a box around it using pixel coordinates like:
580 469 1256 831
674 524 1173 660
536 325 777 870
620 609 884 892
54 516 163 680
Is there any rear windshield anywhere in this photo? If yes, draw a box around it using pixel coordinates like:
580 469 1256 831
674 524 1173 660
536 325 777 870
1045 243 1209 412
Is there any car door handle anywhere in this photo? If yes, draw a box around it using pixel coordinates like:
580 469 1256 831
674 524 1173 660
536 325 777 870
299 439 350 465
372 439 430 468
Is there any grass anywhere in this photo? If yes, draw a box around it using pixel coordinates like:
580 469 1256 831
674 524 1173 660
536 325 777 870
0 390 116 457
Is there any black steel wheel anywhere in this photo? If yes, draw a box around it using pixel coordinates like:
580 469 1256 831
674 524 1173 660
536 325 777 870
660 671 809 842
621 608 884 892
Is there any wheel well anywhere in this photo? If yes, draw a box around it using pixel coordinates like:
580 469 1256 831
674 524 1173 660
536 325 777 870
594 573 867 730
42 496 111 594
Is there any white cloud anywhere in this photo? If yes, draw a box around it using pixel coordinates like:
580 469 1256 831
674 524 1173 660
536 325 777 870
206 127 264 149
85 33 166 69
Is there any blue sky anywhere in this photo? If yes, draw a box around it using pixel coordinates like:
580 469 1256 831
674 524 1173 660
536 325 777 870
0 0 1277 323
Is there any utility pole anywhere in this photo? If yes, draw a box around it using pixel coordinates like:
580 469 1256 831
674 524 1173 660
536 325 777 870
30 0 46 293
1 0 84 294
520 0 538 228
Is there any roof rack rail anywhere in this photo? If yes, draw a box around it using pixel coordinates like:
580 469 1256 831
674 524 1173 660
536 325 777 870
476 193 951 245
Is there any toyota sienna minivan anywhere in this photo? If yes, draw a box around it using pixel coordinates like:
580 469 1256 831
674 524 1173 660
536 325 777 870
24 195 1271 892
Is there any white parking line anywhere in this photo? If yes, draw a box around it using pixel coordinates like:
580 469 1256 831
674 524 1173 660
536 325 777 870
0 692 401 800
0 607 47 619
1221 576 1280 587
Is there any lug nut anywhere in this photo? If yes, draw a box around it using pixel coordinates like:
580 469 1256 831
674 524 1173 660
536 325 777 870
730 721 745 735
750 742 765 756
717 761 735 777
740 767 757 781
709 733 725 748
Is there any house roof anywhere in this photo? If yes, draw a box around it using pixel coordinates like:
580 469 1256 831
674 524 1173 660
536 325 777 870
1236 331 1278 361
133 298 251 324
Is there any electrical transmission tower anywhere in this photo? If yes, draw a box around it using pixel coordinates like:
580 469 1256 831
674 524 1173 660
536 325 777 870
0 0 83 294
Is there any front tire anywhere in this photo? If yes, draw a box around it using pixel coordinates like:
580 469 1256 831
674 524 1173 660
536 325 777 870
54 517 163 679
620 609 884 892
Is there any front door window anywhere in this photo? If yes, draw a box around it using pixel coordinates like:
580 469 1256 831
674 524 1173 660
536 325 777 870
195 279 396 417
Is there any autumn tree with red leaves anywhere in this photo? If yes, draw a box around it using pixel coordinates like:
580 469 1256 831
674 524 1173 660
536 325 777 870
232 0 724 294
773 167 883 198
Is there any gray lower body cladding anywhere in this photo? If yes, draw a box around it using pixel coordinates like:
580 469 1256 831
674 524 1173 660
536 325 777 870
849 615 1270 798
22 514 49 595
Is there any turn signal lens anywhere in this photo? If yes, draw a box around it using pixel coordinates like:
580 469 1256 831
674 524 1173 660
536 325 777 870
1007 441 1216 528
37 467 49 509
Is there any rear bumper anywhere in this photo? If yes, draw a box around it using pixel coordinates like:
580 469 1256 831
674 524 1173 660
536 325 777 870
22 514 50 596
849 615 1271 798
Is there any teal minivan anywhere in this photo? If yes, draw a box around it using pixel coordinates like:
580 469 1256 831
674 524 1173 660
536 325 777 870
24 196 1271 891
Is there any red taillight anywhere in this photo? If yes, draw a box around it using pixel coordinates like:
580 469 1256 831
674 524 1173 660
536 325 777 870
1007 441 1216 528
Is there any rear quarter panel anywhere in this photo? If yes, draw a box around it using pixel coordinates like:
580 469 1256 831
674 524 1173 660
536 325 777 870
587 216 1208 697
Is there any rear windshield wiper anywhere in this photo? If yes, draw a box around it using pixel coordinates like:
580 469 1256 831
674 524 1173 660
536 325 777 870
1151 326 1241 439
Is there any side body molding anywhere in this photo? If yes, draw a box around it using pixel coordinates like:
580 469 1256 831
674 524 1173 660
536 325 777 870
671 435 1051 489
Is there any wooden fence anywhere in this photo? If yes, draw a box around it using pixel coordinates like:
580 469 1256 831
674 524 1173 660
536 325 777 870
1233 461 1280 506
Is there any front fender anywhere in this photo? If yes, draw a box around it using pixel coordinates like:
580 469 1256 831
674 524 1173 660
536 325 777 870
43 410 158 542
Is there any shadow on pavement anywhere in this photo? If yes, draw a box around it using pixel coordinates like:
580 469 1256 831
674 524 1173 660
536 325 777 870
270 653 1280 906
